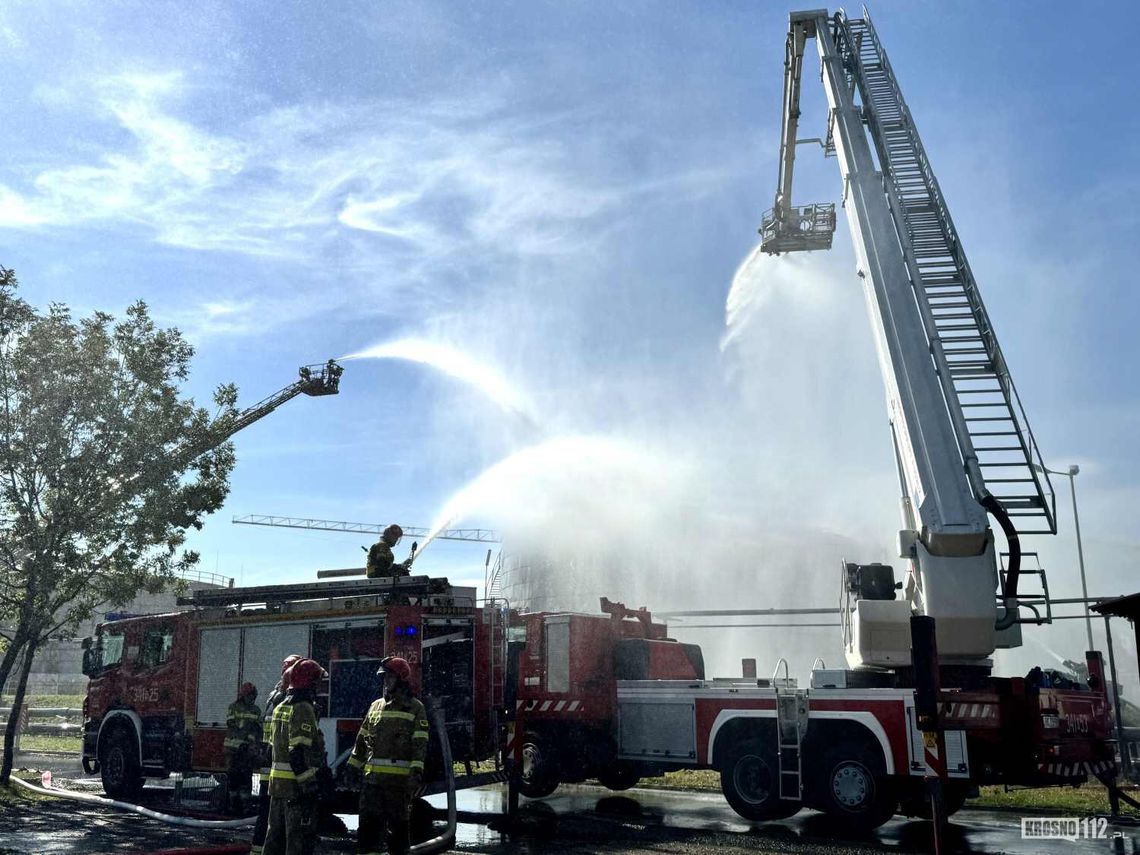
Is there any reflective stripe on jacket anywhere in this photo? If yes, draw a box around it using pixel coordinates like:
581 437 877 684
348 692 428 783
267 698 324 799
366 541 395 578
224 697 262 751
258 682 286 774
261 683 286 745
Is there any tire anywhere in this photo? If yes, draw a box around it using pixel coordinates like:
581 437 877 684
817 741 896 831
899 782 968 819
597 763 640 792
720 738 801 822
99 728 144 801
518 737 559 799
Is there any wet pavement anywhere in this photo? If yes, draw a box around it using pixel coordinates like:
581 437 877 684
7 754 1140 855
0 798 246 854
417 784 1140 855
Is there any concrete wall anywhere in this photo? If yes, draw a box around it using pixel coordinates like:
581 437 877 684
3 578 225 696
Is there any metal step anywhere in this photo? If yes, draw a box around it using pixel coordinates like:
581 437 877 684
774 684 807 801
835 12 1055 535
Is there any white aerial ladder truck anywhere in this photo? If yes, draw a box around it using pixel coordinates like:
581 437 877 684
508 12 1115 832
761 8 1057 680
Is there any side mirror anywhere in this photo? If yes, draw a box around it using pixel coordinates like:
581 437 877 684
81 646 98 677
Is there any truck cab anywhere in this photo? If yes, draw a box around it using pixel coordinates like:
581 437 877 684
80 575 509 805
81 613 195 798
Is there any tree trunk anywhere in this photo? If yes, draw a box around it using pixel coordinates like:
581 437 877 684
0 636 38 785
0 630 28 697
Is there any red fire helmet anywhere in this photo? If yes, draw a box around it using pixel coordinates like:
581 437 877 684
287 658 328 691
377 656 412 682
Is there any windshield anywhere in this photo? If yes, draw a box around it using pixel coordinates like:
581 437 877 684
139 626 174 668
82 630 125 676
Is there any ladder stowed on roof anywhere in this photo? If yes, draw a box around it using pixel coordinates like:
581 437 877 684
176 574 453 607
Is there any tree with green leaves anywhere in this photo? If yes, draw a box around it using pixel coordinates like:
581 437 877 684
0 266 238 784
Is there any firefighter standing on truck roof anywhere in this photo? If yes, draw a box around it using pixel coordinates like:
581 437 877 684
346 656 428 855
263 658 327 855
366 524 411 579
251 654 302 855
224 682 262 815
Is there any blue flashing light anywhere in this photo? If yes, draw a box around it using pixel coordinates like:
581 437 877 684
395 626 404 636
406 626 417 637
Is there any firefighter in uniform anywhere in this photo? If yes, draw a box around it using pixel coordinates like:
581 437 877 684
264 658 327 855
251 654 303 855
366 524 411 579
224 682 262 815
346 656 428 855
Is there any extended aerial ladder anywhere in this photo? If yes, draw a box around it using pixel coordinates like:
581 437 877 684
762 9 1055 672
174 359 343 465
112 360 343 504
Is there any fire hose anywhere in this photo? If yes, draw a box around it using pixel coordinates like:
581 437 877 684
984 494 1022 631
8 774 255 828
410 702 457 855
10 706 456 850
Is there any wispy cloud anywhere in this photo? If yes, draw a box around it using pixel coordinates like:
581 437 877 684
159 292 320 343
1 69 737 277
0 67 741 343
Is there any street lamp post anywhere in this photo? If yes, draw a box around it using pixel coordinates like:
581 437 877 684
1033 463 1094 651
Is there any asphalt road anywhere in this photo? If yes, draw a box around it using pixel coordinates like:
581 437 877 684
468 785 1140 855
7 754 1140 855
0 794 909 855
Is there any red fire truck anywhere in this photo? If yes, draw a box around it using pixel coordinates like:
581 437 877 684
81 577 1114 830
512 598 1117 831
81 575 511 801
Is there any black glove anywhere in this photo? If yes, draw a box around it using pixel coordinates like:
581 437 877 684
289 745 308 776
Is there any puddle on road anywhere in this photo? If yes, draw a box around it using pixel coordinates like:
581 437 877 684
34 776 1140 855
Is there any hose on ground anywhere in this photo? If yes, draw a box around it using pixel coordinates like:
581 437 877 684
8 774 255 829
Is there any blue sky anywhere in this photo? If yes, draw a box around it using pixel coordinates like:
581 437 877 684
1 1 1136 679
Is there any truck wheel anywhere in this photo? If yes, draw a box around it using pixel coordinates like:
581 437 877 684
99 729 144 801
818 742 895 831
720 739 801 821
519 737 559 799
899 782 968 819
597 763 640 791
